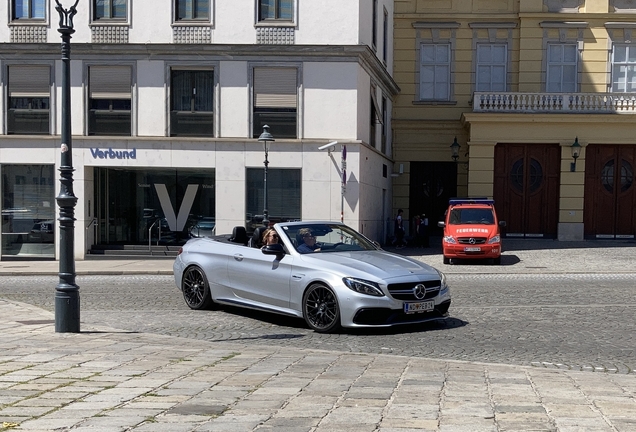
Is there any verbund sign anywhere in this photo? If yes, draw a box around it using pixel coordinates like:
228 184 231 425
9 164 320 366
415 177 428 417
90 148 137 159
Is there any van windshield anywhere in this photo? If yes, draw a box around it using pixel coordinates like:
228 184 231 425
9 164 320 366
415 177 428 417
449 208 494 225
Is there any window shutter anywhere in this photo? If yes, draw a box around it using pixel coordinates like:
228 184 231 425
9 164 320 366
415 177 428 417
254 67 297 108
90 66 132 99
9 65 50 97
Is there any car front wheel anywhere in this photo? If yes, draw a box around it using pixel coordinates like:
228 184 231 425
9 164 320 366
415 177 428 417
303 283 341 333
182 266 214 310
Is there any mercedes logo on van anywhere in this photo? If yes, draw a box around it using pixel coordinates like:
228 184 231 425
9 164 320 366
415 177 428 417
469 238 476 244
414 284 426 299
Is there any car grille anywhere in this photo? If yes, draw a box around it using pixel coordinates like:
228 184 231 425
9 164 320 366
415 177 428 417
387 280 441 301
457 237 487 244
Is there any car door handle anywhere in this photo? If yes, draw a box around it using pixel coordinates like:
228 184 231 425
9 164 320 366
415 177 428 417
233 254 244 261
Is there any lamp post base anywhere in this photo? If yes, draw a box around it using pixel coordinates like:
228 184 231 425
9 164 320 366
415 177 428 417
55 290 80 333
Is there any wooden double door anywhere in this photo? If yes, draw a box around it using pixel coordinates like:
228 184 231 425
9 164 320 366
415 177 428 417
584 145 636 238
493 144 560 237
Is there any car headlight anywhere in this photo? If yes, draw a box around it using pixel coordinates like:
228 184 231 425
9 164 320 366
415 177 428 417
436 270 450 294
488 235 500 244
443 236 457 244
343 277 385 297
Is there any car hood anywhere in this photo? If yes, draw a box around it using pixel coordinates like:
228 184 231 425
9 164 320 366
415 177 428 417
299 250 439 280
448 224 498 238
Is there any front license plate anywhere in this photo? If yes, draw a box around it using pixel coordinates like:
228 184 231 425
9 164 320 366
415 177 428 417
464 247 481 252
404 300 435 314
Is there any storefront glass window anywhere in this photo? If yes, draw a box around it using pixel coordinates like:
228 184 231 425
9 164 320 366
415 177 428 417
1 164 55 258
246 168 301 233
95 168 215 245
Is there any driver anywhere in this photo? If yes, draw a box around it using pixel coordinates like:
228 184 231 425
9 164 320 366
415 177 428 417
297 228 321 254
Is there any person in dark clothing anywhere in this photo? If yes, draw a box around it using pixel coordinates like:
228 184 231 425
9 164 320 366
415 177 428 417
394 209 405 249
420 213 430 247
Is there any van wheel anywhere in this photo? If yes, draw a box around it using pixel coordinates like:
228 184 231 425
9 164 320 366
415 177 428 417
443 256 450 265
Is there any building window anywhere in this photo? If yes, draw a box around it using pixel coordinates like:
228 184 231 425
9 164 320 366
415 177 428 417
7 65 50 135
170 69 214 137
381 95 387 154
94 0 127 20
246 168 300 232
382 8 388 63
12 0 45 20
419 43 451 100
253 67 297 139
1 164 55 258
372 0 378 48
176 0 210 21
476 44 507 92
258 0 292 22
612 45 636 92
88 65 132 136
546 43 577 92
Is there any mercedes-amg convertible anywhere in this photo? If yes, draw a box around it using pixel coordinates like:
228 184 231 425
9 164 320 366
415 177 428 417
173 221 451 333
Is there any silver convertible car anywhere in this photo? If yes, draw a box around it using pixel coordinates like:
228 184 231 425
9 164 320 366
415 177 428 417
173 221 451 333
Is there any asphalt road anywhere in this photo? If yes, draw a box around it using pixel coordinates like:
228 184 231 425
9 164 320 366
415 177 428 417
2 273 635 374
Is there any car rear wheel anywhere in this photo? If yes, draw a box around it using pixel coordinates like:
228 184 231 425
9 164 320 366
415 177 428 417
182 266 214 310
303 283 341 333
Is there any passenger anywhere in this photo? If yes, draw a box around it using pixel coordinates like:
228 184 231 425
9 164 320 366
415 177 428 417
297 228 320 254
262 228 280 246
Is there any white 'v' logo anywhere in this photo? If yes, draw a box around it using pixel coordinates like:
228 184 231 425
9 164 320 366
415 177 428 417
154 184 199 231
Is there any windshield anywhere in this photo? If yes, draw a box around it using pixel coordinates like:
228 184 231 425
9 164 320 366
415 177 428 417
281 224 378 254
449 208 495 225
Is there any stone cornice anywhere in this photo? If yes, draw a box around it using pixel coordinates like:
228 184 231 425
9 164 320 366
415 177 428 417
0 43 400 95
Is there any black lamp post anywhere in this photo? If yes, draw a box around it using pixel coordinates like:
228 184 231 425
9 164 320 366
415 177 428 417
450 137 460 162
258 125 275 227
54 0 80 333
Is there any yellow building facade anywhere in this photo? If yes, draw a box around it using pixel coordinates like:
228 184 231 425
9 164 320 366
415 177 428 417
393 0 636 241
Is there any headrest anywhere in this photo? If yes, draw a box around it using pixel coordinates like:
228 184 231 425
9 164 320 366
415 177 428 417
252 227 266 247
230 226 248 244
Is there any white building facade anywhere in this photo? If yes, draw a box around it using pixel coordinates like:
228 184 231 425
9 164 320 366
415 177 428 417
0 0 398 260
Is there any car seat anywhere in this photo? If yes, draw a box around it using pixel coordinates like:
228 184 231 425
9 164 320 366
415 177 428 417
229 226 249 245
250 226 266 248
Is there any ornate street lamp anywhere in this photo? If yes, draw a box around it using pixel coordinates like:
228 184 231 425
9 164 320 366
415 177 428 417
258 125 275 227
450 137 460 162
570 137 581 172
54 0 80 333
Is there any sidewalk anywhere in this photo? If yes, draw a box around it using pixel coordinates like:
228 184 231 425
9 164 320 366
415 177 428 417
2 299 636 432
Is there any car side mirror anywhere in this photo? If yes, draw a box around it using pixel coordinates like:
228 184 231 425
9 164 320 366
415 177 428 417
499 221 506 227
262 243 285 259
437 221 446 228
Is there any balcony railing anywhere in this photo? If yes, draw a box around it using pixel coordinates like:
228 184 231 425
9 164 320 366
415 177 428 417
473 92 636 114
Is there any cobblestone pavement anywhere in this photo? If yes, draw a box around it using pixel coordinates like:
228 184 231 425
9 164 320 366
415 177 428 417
1 272 635 374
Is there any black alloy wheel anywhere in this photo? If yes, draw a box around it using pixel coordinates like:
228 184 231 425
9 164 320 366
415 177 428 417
302 283 341 333
182 266 214 310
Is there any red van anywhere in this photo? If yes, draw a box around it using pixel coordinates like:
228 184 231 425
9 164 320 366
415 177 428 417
437 198 505 265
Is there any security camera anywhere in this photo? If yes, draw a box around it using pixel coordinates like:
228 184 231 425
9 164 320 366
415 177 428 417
318 141 338 151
